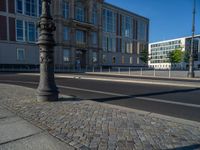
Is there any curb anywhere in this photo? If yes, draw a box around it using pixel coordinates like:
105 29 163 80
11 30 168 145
17 73 200 88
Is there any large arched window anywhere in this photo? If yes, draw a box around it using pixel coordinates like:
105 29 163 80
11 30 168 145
75 1 85 22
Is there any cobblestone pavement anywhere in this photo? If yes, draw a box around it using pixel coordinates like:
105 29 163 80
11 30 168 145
0 84 200 150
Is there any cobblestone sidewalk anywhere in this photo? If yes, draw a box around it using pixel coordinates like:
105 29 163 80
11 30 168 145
0 84 200 150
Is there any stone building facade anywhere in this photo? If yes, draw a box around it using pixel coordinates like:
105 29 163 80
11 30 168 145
0 0 149 70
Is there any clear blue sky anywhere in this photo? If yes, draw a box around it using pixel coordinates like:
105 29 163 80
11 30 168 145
106 0 200 43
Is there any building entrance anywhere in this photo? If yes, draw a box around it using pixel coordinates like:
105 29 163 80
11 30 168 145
76 50 86 69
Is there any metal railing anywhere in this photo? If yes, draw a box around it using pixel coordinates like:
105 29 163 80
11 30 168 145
1 66 200 78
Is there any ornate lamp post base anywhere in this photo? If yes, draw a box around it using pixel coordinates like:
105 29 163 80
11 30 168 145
37 90 59 101
36 0 59 101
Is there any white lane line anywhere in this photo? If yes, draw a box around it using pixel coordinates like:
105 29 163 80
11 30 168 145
58 85 126 97
1 80 200 108
0 80 125 97
136 97 200 108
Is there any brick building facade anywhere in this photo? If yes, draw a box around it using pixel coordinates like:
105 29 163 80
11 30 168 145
0 0 149 70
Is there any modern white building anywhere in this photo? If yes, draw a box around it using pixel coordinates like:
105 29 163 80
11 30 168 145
148 35 200 69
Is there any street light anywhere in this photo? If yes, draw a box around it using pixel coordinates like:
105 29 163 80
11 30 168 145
36 0 59 101
188 0 196 78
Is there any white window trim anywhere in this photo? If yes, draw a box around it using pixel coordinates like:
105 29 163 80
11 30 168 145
16 19 25 42
17 48 25 61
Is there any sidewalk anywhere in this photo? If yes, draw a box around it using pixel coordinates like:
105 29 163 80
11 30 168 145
0 83 200 150
0 105 74 149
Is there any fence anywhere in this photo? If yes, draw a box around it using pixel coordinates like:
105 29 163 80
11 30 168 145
0 65 200 78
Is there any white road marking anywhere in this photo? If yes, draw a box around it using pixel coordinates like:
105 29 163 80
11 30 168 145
136 97 200 108
58 85 126 97
1 80 200 108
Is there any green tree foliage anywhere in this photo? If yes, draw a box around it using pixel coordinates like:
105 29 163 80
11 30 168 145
169 49 184 63
184 50 190 63
140 48 149 63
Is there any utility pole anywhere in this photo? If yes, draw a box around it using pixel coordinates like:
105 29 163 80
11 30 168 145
188 0 196 78
37 0 59 101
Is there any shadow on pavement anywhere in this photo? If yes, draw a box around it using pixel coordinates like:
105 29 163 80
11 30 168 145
91 88 200 102
166 144 200 150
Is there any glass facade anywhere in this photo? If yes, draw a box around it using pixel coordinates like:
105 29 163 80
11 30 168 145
102 9 116 33
138 20 147 42
122 16 132 38
103 35 116 52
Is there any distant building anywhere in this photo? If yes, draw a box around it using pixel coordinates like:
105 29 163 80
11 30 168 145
0 0 149 70
148 35 200 69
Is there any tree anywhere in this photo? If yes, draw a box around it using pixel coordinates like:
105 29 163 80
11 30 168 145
183 50 190 63
169 49 184 63
140 48 150 63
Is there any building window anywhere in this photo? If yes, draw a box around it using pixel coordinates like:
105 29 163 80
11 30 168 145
76 30 85 43
91 5 97 24
103 54 106 63
130 56 133 64
27 22 36 42
17 48 25 61
25 0 37 16
16 20 37 42
92 52 97 63
38 0 42 16
16 0 23 14
103 35 116 52
91 32 97 45
63 27 69 41
16 20 24 41
138 20 147 41
102 9 116 33
75 2 85 22
122 16 132 38
126 41 133 54
112 56 116 64
63 49 70 62
122 56 125 64
63 1 69 19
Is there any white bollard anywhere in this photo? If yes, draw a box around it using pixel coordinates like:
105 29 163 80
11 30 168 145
129 67 131 76
118 67 121 74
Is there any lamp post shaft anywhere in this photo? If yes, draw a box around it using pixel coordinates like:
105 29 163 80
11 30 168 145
188 0 196 78
36 0 59 101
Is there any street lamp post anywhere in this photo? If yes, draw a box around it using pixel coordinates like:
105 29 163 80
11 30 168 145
36 0 59 101
188 0 196 78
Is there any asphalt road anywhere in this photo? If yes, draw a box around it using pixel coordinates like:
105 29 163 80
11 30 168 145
0 73 200 122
